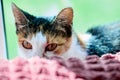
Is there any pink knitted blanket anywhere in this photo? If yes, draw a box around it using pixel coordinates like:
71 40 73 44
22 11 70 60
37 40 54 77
1 53 120 80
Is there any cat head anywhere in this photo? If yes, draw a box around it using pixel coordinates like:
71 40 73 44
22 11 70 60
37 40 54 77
12 3 73 58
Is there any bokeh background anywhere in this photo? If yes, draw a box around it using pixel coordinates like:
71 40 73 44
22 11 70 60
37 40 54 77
2 0 120 59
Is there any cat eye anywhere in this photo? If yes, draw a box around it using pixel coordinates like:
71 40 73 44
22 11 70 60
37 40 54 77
22 40 32 49
45 43 57 51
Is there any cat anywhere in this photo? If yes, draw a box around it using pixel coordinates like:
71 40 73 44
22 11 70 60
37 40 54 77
87 22 120 56
12 3 120 59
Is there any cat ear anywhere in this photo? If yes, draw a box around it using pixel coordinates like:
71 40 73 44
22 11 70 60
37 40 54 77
56 7 73 25
11 3 28 25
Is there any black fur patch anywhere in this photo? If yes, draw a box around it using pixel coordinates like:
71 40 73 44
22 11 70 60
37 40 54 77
16 10 72 38
87 22 120 56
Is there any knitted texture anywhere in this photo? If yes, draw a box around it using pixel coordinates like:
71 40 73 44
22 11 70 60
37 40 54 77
1 52 120 80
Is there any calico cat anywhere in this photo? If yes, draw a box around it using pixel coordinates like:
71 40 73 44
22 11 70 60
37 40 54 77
12 3 120 59
11 3 88 59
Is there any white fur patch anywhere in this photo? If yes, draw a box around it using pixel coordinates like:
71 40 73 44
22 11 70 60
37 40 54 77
61 34 89 60
79 33 92 44
18 32 46 59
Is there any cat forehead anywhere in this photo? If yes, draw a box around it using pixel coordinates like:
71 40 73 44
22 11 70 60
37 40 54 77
30 32 46 44
18 31 46 44
17 17 71 40
16 17 54 38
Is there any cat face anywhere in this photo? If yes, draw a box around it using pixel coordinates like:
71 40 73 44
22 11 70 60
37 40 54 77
12 3 73 58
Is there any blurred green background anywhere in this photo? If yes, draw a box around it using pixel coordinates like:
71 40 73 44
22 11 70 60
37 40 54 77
3 0 120 59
